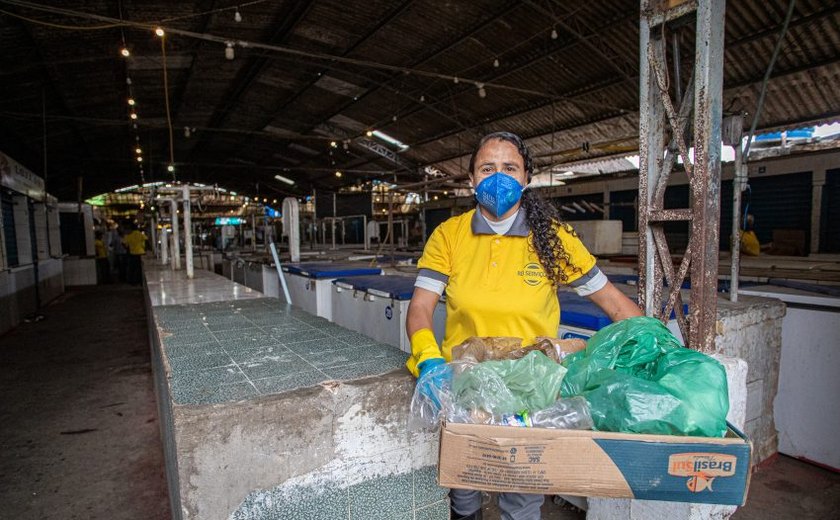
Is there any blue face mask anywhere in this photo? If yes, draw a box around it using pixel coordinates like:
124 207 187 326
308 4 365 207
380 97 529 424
474 172 524 218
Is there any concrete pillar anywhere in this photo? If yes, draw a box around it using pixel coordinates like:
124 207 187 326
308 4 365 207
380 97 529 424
182 186 193 279
170 199 181 270
811 169 826 254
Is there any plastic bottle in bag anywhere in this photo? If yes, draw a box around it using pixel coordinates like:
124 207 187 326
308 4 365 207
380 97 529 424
491 397 593 430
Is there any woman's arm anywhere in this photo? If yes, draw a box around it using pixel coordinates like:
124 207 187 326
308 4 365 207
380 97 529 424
406 287 440 337
586 280 643 322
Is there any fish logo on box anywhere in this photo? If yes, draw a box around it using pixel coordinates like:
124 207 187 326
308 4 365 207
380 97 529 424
668 453 737 493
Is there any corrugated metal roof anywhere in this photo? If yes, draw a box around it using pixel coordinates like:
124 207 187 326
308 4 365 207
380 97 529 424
0 0 838 198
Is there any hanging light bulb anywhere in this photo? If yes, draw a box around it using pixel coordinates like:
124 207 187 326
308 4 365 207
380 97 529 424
551 28 558 40
234 7 242 22
130 112 138 120
493 58 500 68
419 95 425 102
167 164 175 173
137 156 143 163
126 77 132 85
225 42 235 60
155 27 165 37
184 127 191 138
477 83 486 98
127 98 136 106
120 47 130 58
135 147 142 154
335 171 342 178
330 141 337 148
365 130 373 137
392 115 397 122
453 77 459 84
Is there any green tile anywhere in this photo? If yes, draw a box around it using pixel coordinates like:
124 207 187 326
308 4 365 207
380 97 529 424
349 472 412 519
213 329 276 346
237 350 310 380
206 320 255 331
266 327 325 343
167 352 235 373
251 370 327 395
414 466 448 507
415 500 450 520
285 337 357 357
164 341 224 359
232 484 348 520
170 366 251 405
321 358 406 381
161 331 215 348
337 331 378 347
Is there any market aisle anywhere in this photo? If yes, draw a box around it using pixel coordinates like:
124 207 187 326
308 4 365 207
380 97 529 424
0 285 170 520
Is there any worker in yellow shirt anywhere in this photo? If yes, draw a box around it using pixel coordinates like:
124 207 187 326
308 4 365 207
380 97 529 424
94 231 110 283
406 131 642 520
739 214 762 256
122 223 148 285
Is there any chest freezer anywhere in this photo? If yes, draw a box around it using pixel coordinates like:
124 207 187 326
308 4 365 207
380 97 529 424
331 275 445 354
281 262 382 321
739 280 840 471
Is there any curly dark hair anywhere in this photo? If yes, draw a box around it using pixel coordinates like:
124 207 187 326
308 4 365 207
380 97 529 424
468 131 580 286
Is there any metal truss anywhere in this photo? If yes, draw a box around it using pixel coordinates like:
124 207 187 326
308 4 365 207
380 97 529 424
638 0 724 353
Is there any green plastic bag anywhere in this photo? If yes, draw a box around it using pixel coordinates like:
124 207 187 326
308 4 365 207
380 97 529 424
453 350 567 415
561 316 729 437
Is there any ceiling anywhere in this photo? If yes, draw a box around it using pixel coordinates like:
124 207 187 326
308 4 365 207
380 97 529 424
1 0 839 200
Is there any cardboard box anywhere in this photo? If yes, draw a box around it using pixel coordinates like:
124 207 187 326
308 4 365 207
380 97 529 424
439 421 752 505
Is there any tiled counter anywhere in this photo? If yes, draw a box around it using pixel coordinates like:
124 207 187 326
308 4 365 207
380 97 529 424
144 264 447 520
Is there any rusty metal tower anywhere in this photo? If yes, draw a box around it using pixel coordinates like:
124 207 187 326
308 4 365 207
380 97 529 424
638 0 725 352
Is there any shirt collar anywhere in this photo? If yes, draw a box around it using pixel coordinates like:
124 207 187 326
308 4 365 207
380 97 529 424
471 206 530 237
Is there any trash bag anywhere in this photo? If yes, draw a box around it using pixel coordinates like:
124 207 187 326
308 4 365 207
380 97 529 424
561 316 729 437
453 350 567 415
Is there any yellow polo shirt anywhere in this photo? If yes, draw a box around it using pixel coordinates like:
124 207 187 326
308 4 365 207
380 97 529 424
417 208 597 361
740 230 760 256
123 230 147 255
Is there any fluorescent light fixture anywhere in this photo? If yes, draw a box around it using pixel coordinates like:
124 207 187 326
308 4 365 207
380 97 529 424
371 130 409 151
274 174 295 185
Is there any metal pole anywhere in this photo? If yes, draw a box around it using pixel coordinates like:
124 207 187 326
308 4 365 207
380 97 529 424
730 143 745 302
182 185 194 279
170 199 181 270
251 213 257 252
269 241 293 305
689 0 725 352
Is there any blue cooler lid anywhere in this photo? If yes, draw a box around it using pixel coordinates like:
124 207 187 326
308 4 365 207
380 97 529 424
363 275 416 300
559 290 689 330
558 292 613 330
282 262 382 279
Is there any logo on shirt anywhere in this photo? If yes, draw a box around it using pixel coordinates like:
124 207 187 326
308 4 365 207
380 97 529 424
518 262 546 286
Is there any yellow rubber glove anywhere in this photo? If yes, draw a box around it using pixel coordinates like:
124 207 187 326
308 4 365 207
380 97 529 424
406 328 443 377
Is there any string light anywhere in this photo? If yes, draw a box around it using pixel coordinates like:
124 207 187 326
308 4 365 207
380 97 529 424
365 130 373 137
477 83 486 98
120 47 130 57
167 164 175 172
234 7 242 22
330 141 337 148
419 95 425 102
225 42 235 60
127 98 135 106
135 147 142 154
155 27 165 37
551 28 558 40
335 171 342 178
493 58 499 68
453 77 459 84
130 112 138 120
137 156 143 162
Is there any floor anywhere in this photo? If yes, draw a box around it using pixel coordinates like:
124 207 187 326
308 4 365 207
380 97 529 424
0 285 170 520
1 284 839 519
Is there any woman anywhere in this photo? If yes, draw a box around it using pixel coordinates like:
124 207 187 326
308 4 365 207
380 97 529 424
405 131 641 520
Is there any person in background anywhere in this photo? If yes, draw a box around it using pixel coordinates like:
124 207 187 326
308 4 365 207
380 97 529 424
122 222 148 285
405 131 642 520
111 223 129 283
94 231 110 284
739 214 771 256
